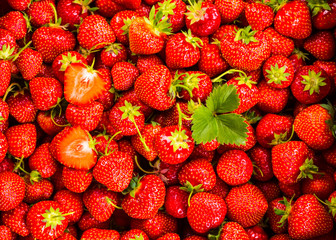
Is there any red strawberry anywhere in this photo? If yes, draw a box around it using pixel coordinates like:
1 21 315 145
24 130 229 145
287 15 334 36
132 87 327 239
78 15 115 50
211 24 238 41
179 71 212 102
78 212 110 232
83 185 119 222
136 54 164 74
57 232 77 240
64 62 107 106
26 200 70 240
225 183 268 228
219 222 250 240
217 149 253 186
249 145 273 182
62 166 93 193
245 2 274 31
1 202 29 237
301 172 335 200
6 0 30 10
0 172 25 211
214 0 244 24
112 61 139 91
23 173 54 204
309 0 336 30
28 143 57 178
93 150 133 192
279 181 302 200
0 131 8 162
289 48 309 73
273 0 312 39
187 192 227 234
100 43 127 68
293 104 334 150
0 11 28 40
246 225 269 240
303 31 335 60
120 229 150 240
26 0 55 28
50 126 97 170
164 185 189 219
0 158 15 174
220 26 271 71
95 0 125 18
0 225 12 239
81 228 120 240
165 30 202 69
255 180 281 202
122 174 166 219
264 27 294 57
36 111 67 136
267 197 290 234
0 56 11 97
15 48 43 81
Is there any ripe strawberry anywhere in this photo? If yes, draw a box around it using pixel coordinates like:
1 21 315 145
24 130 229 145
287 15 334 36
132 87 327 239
130 211 178 239
83 185 119 222
93 150 133 192
57 232 77 240
121 229 149 240
100 43 127 68
26 200 70 240
6 0 30 10
23 174 54 204
179 71 212 102
112 61 139 91
50 126 97 170
255 180 281 202
304 31 335 60
313 60 336 79
95 0 125 18
28 143 57 178
246 225 269 240
62 166 93 193
0 158 14 174
279 181 302 199
15 48 43 81
178 158 216 191
214 0 244 24
136 54 164 74
36 111 67 136
165 30 202 69
219 222 250 240
187 192 227 234
1 202 29 237
0 225 12 239
164 185 189 219
217 149 253 186
78 212 110 232
273 0 312 39
245 2 274 31
309 0 336 30
5 123 36 158
81 228 120 240
220 26 271 71
77 14 115 50
0 171 25 211
301 172 335 200
53 189 84 224
267 197 290 234
291 65 331 104
294 104 334 150
264 27 295 57
64 62 107 106
257 79 290 113
0 11 28 40
185 1 221 36
26 0 55 28
122 174 166 219
225 183 268 228
65 101 104 131
289 48 309 73
0 131 8 162
0 57 11 97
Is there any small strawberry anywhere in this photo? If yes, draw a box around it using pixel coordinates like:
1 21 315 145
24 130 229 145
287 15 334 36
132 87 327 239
0 225 12 239
120 229 149 240
1 202 29 237
246 225 269 240
301 172 335 200
100 43 127 68
0 11 28 40
289 48 309 73
225 183 268 228
249 145 273 182
214 0 244 24
303 31 335 60
219 222 250 240
112 61 139 91
255 180 281 202
264 27 294 57
23 173 54 204
309 0 336 30
267 197 291 234
78 212 110 232
93 150 134 192
62 166 93 193
187 192 227 234
15 48 43 81
26 0 55 28
0 171 25 211
95 0 125 18
245 2 274 31
36 111 67 136
81 228 120 240
164 185 189 219
136 54 164 74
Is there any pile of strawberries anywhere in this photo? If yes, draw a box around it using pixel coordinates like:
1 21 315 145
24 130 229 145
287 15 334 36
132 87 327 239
0 0 336 239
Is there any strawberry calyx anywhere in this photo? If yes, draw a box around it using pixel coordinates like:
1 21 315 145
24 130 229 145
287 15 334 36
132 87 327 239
297 158 324 181
243 109 262 124
181 72 205 92
29 170 42 184
122 175 143 198
292 48 309 61
46 3 69 30
274 196 293 227
0 44 16 61
185 0 207 25
307 0 331 16
208 221 227 240
144 5 173 37
169 72 194 99
180 180 204 206
270 131 292 146
316 196 336 217
72 0 98 14
157 0 177 17
22 12 33 33
234 25 258 45
320 101 336 137
266 63 291 85
121 18 134 36
167 129 191 152
59 52 82 72
41 206 73 230
235 72 257 89
266 0 288 12
182 29 203 49
130 235 145 240
103 43 123 56
301 70 326 95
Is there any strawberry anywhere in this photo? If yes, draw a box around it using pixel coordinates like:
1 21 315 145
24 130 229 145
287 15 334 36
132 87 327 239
26 0 55 28
62 166 93 193
256 113 294 148
303 31 335 60
57 232 77 240
267 197 290 234
245 2 274 31
309 0 336 30
50 126 97 170
53 189 84 225
114 0 141 10
112 61 139 91
121 229 150 240
122 174 166 219
225 183 268 228
93 150 134 192
95 0 125 18
214 0 244 24
179 71 212 102
178 158 217 191
1 202 29 237
157 233 180 240
164 185 189 219
313 60 336 79
0 171 25 211
216 149 253 186
130 211 178 240
290 65 331 104
78 212 110 232
100 43 127 68
0 11 28 40
301 172 335 200
255 180 281 202
220 26 271 71
36 111 67 136
187 192 227 234
155 125 194 164
263 55 294 89
289 48 309 73
15 48 43 81
0 131 8 162
93 133 119 156
26 200 70 240
263 27 294 57
0 225 12 239
6 0 30 11
273 0 312 39
0 46 15 97
64 62 107 106
246 225 269 240
136 54 164 74
5 123 36 159
219 222 250 240
23 173 54 204
165 30 202 69
279 181 302 199
65 101 104 131
81 228 120 240
293 104 334 150
83 185 119 222
185 1 221 37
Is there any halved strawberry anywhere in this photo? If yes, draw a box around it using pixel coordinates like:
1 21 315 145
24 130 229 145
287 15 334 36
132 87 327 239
50 126 97 170
64 63 106 106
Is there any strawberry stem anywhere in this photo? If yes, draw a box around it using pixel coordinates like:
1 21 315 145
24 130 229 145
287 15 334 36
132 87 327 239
134 156 158 175
105 196 122 209
297 158 324 181
211 69 246 83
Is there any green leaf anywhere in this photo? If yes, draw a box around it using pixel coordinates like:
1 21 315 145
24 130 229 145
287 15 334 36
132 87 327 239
206 84 240 113
191 106 218 144
216 114 248 146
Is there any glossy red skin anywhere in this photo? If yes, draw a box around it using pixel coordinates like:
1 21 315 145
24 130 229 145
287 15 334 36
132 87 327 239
246 225 269 240
0 158 14 174
264 27 295 57
120 229 150 240
0 61 12 97
214 0 244 24
155 0 186 33
93 135 119 155
245 2 274 31
26 1 55 28
255 180 281 202
164 185 189 218
263 55 294 88
62 167 93 193
220 222 250 240
267 197 290 234
36 111 66 136
7 90 38 123
0 11 27 40
313 60 336 79
23 177 54 204
112 61 139 91
0 172 25 211
100 44 127 69
180 71 213 102
0 131 8 162
96 0 125 18
248 145 273 182
155 125 194 164
301 173 335 200
303 31 336 60
0 28 15 50
137 54 164 74
1 202 29 236
312 0 336 29
57 0 90 30
78 211 110 232
80 228 121 240
186 2 221 37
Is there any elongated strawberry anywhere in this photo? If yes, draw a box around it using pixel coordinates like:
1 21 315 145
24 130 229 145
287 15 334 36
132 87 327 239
164 185 189 219
93 150 133 192
15 48 43 81
64 62 107 106
50 126 97 170
0 171 25 211
1 202 29 237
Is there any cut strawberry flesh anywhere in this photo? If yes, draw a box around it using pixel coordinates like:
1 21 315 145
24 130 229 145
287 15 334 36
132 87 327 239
64 63 106 105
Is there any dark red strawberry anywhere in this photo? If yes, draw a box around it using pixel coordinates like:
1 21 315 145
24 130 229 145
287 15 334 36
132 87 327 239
23 173 54 204
0 11 28 40
0 131 8 163
112 61 139 91
1 202 29 237
309 0 336 30
249 145 274 182
100 43 127 68
78 212 110 232
36 111 67 136
164 185 189 219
